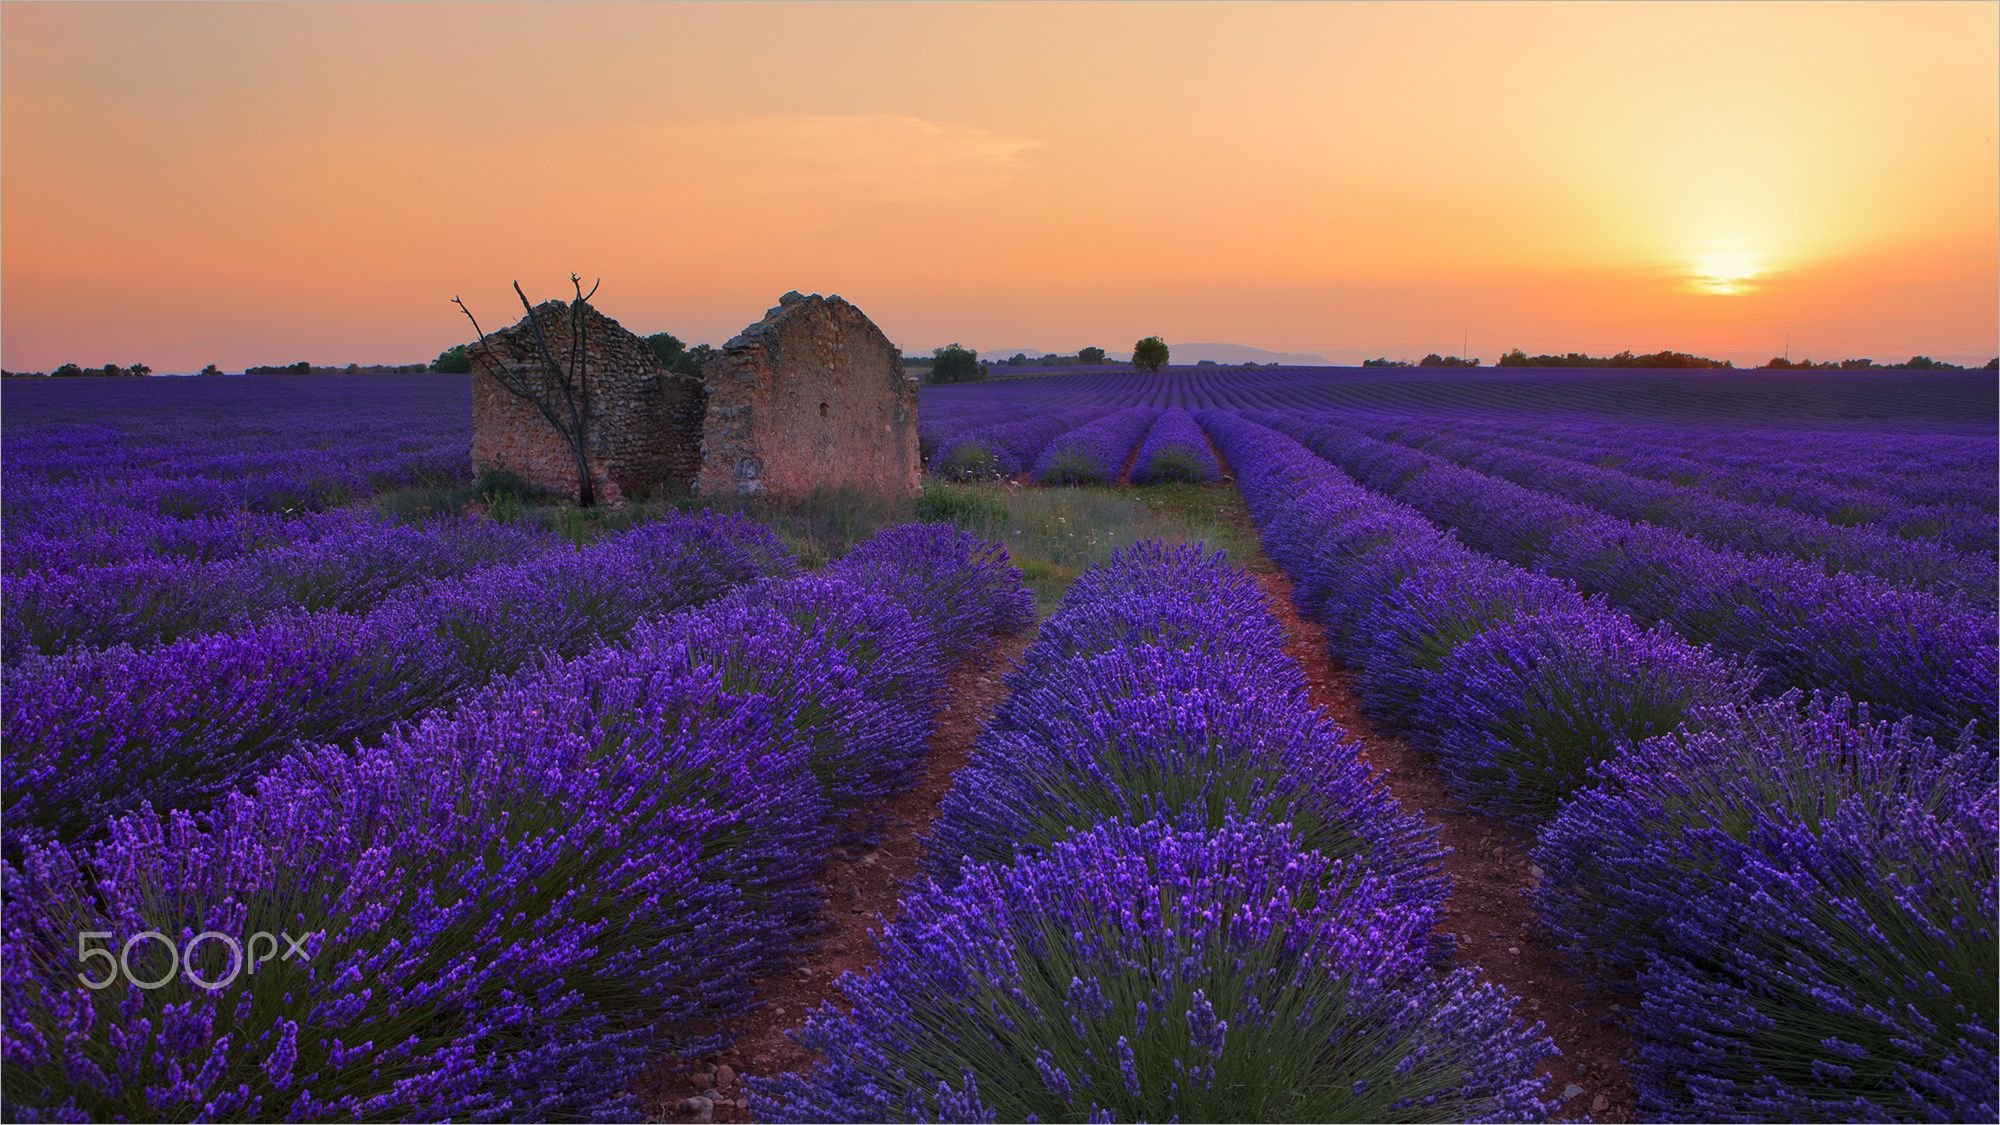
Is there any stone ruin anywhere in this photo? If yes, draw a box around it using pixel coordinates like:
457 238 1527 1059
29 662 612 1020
469 291 919 503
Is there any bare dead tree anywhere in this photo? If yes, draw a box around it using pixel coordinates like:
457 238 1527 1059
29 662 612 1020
453 274 603 507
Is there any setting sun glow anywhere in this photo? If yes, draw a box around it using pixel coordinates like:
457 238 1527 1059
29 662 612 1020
1690 251 1764 297
2 2 1995 370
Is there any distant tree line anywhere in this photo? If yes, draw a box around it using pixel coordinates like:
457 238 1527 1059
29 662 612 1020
915 343 1126 384
247 361 430 375
1498 348 1731 369
1760 355 1993 372
1359 347 1990 373
3 362 153 378
983 347 1115 369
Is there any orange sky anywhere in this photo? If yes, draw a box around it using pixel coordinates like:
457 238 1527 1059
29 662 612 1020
4 1 1996 371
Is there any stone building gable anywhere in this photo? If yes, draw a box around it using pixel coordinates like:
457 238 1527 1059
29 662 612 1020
695 291 920 498
467 291 918 503
468 299 703 503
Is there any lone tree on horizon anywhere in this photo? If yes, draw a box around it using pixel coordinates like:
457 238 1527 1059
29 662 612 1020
453 274 604 507
930 343 983 383
1133 336 1170 373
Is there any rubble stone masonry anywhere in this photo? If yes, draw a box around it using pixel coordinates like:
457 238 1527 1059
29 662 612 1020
469 291 917 503
695 291 920 498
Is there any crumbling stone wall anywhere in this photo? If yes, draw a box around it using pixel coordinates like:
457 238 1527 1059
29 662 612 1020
469 300 703 502
695 291 920 498
468 291 917 504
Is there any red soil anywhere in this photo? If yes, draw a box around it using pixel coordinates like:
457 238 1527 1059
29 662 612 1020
651 633 1033 1122
1115 433 1144 486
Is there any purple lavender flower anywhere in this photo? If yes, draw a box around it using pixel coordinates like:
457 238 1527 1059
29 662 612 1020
1130 409 1221 485
2 664 827 1121
1417 608 1759 825
928 642 1450 918
3 509 791 846
0 519 1017 1120
1031 407 1158 485
752 819 1554 1123
829 523 1035 663
1534 692 1996 1120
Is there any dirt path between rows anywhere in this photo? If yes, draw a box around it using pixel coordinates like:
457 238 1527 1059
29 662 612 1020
1200 431 1634 1119
1114 433 1145 486
1246 560 1635 1121
652 632 1034 1123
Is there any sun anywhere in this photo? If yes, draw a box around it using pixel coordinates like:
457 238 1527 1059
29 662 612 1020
1689 250 1762 296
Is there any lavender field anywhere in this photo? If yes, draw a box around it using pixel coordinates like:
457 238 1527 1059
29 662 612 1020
3 367 1995 1122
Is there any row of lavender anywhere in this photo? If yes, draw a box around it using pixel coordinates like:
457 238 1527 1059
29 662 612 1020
6 377 477 577
918 364 1996 427
927 406 1218 485
758 542 1555 1121
4 511 796 848
1332 414 1995 606
1247 411 1997 744
1402 410 1997 524
3 523 1036 1120
1347 411 1995 560
917 368 1994 528
3 512 567 661
1202 411 1996 1120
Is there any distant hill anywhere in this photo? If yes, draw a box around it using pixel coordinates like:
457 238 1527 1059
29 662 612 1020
974 342 1330 365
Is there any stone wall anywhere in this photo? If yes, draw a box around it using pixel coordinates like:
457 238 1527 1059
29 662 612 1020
468 291 918 504
695 291 920 498
469 300 703 502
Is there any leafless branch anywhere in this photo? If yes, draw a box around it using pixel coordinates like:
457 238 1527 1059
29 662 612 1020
455 278 607 506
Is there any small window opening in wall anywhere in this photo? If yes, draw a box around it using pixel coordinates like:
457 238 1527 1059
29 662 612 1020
818 401 829 418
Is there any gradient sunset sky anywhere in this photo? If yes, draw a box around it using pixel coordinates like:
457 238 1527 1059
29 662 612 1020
4 1 1996 372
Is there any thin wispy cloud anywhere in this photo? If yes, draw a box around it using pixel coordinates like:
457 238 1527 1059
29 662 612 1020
632 114 1045 204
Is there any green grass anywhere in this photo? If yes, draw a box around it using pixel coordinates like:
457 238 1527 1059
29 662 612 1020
366 475 1265 611
1132 445 1211 484
918 480 1256 612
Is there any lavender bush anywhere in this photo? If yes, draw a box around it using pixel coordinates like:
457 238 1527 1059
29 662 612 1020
829 523 1035 664
2 678 827 1121
730 572 944 730
927 642 1449 911
931 409 1112 480
4 508 356 576
1030 407 1158 485
1532 692 1996 1120
1416 609 1759 825
925 540 1443 903
1130 408 1221 484
1528 692 1984 1112
1351 563 1582 727
1627 798 1995 1122
1534 690 1987 976
1347 417 1996 606
754 819 1554 1123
